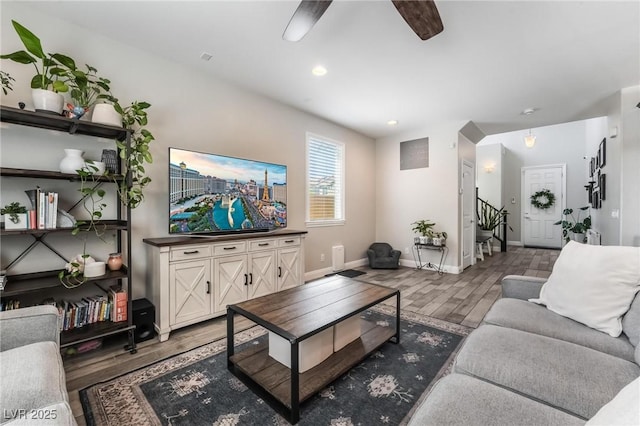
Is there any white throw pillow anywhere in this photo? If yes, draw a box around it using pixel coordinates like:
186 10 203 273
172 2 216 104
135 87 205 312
586 377 640 426
529 241 640 337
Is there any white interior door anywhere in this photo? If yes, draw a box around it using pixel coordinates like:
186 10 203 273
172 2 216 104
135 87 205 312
462 160 475 268
522 165 565 248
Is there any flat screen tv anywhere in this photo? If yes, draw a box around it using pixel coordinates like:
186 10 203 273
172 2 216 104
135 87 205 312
169 147 287 235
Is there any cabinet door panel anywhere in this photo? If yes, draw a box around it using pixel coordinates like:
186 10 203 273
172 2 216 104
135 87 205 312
278 247 302 291
214 255 247 313
169 259 212 326
248 250 276 299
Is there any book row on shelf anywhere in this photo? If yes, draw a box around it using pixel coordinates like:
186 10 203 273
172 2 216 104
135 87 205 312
0 285 128 332
23 187 60 230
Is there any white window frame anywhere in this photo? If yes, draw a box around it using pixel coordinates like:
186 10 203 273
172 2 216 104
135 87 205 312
305 132 345 227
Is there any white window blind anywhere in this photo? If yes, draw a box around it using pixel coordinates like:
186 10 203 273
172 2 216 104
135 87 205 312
306 134 345 225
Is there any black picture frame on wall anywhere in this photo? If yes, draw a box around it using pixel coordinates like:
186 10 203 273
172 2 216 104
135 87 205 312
600 173 606 200
589 157 595 177
592 189 600 209
599 138 606 168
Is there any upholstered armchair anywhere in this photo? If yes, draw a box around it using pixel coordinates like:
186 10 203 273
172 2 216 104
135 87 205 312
367 242 401 269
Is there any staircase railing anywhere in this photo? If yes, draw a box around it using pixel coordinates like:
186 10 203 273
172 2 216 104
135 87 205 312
476 188 508 252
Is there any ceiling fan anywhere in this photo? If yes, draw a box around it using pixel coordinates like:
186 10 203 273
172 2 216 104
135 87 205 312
283 0 444 42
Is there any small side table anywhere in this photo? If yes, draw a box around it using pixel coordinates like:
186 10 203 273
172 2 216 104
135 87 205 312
412 243 448 274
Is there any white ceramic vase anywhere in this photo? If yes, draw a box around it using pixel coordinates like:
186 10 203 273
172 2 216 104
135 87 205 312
92 103 122 127
32 89 64 115
59 149 86 174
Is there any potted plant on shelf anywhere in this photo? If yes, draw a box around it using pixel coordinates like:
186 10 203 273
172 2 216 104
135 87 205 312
432 231 448 246
554 206 591 243
0 20 74 114
1 202 28 229
1 70 15 95
62 63 113 119
412 220 436 244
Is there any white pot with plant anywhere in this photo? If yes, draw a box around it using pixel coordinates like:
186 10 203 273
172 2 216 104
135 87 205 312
412 220 435 245
61 63 113 120
554 207 591 244
1 20 74 115
477 203 509 239
2 202 28 230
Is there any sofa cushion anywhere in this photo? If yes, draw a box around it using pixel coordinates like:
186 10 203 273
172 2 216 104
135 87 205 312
529 241 640 337
484 298 636 362
0 342 69 424
622 293 640 347
586 376 640 426
453 325 640 419
407 373 584 426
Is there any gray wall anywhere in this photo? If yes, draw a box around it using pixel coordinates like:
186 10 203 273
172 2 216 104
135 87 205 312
1 4 376 297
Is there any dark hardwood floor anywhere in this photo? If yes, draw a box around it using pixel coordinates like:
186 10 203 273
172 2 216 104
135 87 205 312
64 246 557 425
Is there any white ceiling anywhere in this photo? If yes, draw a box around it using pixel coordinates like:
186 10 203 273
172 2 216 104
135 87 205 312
22 0 640 139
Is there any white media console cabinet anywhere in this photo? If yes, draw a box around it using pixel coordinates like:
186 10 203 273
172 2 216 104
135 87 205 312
143 230 307 342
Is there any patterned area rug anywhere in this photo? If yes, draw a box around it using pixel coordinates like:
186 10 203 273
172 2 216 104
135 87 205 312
81 306 470 425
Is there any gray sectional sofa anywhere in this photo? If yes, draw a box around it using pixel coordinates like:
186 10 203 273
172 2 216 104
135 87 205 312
0 305 76 425
409 275 640 425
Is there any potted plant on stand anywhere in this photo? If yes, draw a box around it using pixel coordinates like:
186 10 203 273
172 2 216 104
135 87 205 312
432 231 448 246
477 204 509 239
412 220 436 244
1 20 74 114
554 207 591 243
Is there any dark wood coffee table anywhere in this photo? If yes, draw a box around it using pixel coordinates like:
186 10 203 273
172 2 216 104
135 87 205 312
226 275 400 424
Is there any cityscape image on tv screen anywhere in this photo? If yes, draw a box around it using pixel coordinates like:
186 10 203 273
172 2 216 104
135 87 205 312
169 147 287 234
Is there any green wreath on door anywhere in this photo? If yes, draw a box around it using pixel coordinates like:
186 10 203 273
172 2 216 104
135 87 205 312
530 189 555 209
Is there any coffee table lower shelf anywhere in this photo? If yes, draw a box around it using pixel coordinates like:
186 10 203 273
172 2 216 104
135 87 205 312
228 318 396 421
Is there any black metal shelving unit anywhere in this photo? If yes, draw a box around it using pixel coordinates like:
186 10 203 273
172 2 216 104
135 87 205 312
0 105 137 354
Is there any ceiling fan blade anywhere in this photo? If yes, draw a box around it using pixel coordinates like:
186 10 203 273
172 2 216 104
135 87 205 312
392 0 444 41
283 0 333 42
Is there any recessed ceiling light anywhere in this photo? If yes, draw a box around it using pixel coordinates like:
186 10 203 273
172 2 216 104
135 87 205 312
312 65 327 76
521 108 538 115
200 52 213 61
387 120 399 126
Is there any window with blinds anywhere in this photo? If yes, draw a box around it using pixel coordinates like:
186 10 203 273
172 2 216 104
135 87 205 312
306 133 345 226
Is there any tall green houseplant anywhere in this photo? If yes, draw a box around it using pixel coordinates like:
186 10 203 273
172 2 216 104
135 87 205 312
1 20 73 92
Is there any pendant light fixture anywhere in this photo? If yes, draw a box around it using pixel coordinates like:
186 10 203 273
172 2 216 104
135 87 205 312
524 129 536 148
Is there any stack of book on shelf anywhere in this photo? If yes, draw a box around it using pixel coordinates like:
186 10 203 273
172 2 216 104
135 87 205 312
0 300 21 311
56 295 110 331
25 187 59 230
109 285 128 322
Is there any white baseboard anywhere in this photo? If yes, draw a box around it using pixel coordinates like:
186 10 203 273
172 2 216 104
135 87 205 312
305 257 462 281
508 240 524 247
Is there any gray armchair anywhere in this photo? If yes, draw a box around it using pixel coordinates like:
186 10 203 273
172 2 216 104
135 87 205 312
367 242 401 269
0 306 76 425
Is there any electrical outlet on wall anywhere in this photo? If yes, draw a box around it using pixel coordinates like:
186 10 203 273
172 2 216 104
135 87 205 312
404 247 409 254
320 253 325 262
